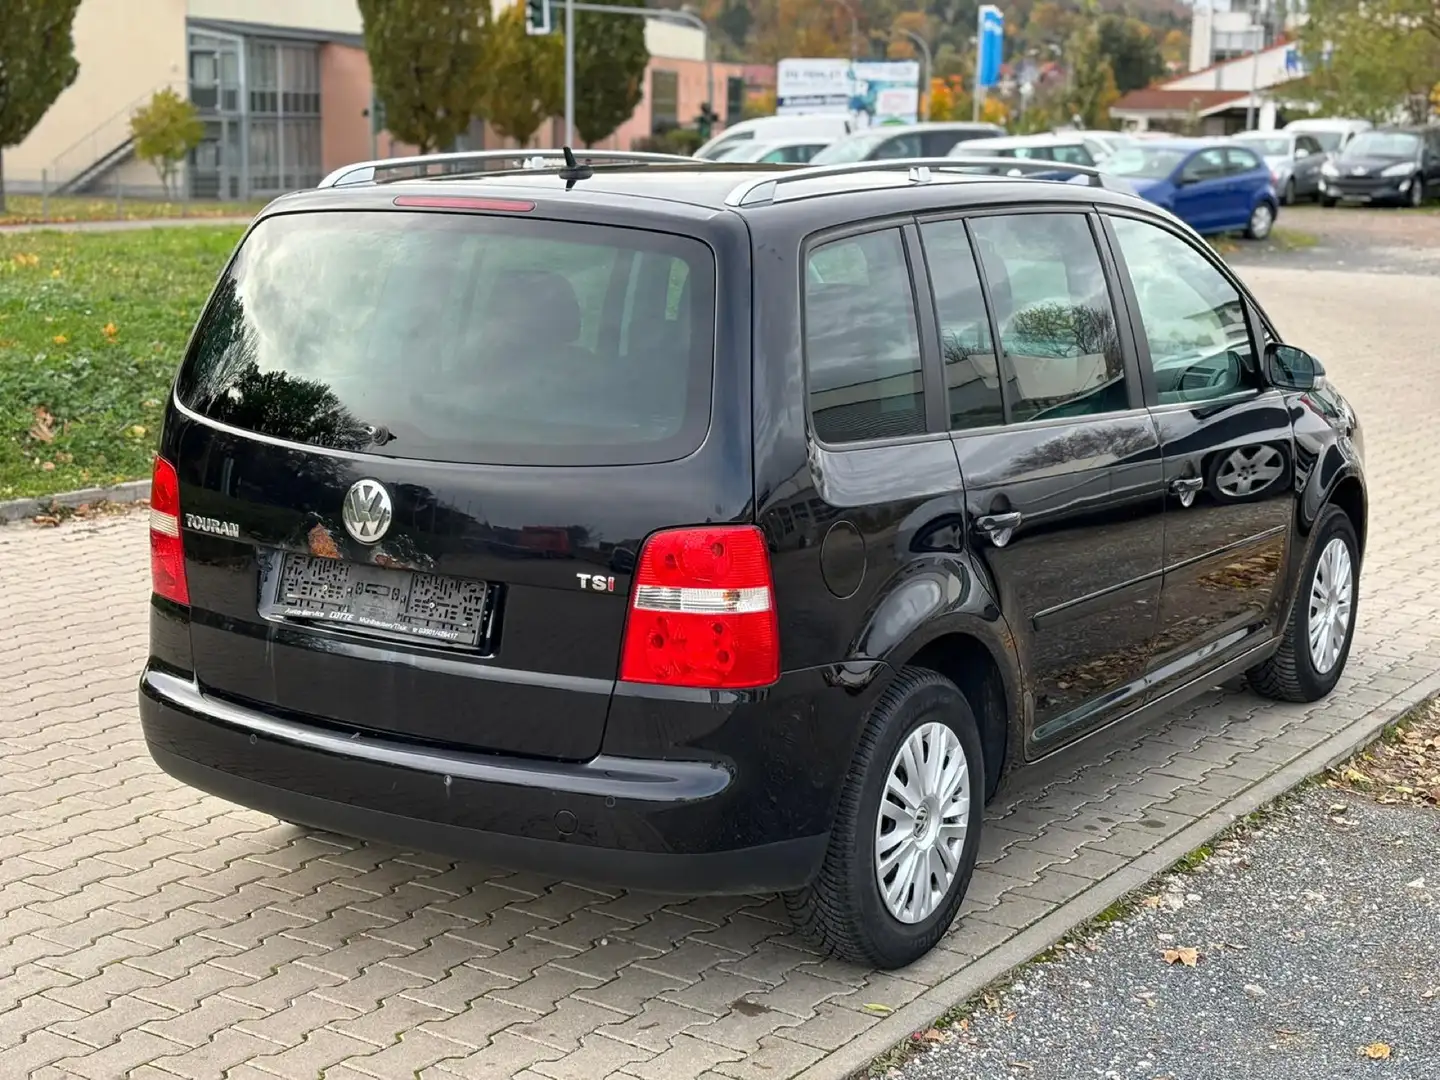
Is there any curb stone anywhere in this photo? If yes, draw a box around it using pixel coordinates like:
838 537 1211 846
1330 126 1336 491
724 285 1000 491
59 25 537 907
0 479 150 524
805 667 1440 1080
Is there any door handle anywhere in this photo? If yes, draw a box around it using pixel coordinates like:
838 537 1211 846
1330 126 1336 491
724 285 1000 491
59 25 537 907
975 511 1023 548
1170 476 1204 507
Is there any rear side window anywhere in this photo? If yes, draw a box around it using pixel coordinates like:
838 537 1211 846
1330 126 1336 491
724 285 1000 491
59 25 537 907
176 212 715 467
804 229 924 443
918 219 1003 430
1225 147 1263 175
968 214 1126 423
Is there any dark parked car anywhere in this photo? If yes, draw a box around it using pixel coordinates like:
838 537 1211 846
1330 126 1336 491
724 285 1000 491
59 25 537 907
809 122 1006 164
140 149 1367 969
1101 138 1280 238
1319 126 1440 207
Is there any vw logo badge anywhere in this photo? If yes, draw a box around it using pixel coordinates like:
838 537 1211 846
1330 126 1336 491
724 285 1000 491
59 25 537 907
342 479 392 544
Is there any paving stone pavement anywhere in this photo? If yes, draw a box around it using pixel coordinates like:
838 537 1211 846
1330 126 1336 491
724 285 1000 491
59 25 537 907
1 266 1438 1080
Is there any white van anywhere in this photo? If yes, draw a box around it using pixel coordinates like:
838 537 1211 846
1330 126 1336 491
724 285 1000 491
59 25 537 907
1283 118 1373 156
694 115 854 161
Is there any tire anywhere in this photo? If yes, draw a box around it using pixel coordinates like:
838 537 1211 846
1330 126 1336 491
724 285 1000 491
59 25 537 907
1409 179 1425 208
784 667 986 969
1283 178 1296 206
1321 196 1338 208
1245 200 1276 240
1247 505 1359 702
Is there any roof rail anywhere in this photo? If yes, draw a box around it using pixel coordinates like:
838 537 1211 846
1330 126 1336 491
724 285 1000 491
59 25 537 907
318 149 704 189
724 156 1124 207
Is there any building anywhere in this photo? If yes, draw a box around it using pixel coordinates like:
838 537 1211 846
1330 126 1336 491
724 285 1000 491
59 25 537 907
5 0 753 201
1110 41 1304 134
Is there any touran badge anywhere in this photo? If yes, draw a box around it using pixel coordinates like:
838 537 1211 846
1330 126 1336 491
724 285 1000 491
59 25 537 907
342 479 392 544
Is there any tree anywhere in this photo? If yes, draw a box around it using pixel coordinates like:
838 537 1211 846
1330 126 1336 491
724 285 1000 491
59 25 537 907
0 0 82 211
1160 29 1188 72
572 0 649 146
356 0 489 154
1286 0 1440 124
1065 23 1120 129
477 7 564 147
129 88 202 198
1095 14 1165 94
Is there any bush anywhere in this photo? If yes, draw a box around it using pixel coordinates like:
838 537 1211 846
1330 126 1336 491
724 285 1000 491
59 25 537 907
632 127 705 155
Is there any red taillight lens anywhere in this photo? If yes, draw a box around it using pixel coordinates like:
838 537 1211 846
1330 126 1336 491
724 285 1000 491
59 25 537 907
149 456 189 605
619 525 779 689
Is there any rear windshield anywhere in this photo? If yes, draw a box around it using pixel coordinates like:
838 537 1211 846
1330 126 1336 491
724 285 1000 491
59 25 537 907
176 211 716 467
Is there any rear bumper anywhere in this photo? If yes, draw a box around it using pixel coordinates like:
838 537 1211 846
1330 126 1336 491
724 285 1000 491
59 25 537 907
139 667 833 893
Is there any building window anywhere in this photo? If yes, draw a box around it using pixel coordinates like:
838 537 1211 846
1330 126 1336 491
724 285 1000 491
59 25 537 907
651 70 679 132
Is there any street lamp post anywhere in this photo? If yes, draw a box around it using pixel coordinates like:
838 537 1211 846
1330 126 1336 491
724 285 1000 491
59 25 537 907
901 30 933 121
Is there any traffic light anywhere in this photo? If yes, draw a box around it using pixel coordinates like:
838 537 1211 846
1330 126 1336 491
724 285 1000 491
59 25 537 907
525 0 551 35
696 102 718 140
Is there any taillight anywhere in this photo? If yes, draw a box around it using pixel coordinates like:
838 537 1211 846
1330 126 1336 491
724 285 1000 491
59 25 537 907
619 525 779 689
149 455 189 605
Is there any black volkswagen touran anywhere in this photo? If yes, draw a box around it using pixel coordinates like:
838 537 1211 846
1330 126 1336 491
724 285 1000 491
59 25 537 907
140 150 1366 969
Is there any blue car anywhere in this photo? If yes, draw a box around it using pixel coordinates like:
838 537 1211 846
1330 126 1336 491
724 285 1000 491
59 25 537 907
1101 138 1279 239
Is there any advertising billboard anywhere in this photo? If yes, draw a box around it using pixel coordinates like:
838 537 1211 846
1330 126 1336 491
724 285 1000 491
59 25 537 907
776 58 921 128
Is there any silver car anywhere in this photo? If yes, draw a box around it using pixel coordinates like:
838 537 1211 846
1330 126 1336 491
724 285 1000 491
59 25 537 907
1231 131 1328 204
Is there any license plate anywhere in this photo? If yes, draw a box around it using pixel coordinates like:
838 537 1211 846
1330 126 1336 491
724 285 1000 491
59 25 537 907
263 553 489 646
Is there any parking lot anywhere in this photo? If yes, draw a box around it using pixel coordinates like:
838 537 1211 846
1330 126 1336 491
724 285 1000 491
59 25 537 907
3 259 1439 1080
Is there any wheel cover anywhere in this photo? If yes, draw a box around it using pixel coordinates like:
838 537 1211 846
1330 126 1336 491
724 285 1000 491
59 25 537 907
874 721 970 924
1215 445 1284 497
1308 536 1354 675
1251 203 1273 235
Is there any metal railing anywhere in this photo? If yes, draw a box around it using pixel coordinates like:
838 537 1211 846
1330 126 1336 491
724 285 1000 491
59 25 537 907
318 149 710 189
47 80 186 193
723 157 1126 207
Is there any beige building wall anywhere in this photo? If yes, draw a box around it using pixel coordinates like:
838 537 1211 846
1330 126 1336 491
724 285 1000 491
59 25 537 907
5 0 188 191
186 0 363 34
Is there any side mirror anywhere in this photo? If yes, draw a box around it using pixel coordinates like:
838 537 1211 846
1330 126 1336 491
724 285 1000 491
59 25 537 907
1264 343 1324 391
1295 147 1310 159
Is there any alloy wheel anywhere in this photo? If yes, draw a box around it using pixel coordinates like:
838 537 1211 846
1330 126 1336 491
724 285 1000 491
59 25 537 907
874 722 970 924
1215 445 1284 498
1250 202 1274 238
1308 537 1354 675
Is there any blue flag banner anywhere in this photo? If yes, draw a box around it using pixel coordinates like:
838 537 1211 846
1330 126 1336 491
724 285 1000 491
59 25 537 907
977 6 1005 89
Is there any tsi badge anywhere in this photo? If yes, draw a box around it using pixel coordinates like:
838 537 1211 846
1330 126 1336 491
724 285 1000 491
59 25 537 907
342 479 392 544
576 573 616 592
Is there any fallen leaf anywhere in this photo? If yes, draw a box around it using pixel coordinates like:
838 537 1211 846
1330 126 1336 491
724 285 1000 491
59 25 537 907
1406 878 1426 890
917 1028 945 1043
1140 895 1163 908
1342 767 1369 784
28 407 55 443
102 321 118 338
1329 804 1348 814
1360 1042 1391 1060
862 1003 892 1015
1161 947 1200 967
52 333 68 345
1421 988 1437 1001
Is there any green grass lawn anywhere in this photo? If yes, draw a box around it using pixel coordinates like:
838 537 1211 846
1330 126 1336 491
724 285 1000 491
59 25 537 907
0 194 264 227
0 226 244 501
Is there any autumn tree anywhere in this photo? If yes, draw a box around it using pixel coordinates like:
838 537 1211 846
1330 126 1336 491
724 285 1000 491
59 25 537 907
1160 28 1188 72
477 7 564 147
0 0 82 211
356 0 489 153
1065 22 1120 129
130 88 203 198
573 0 650 146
